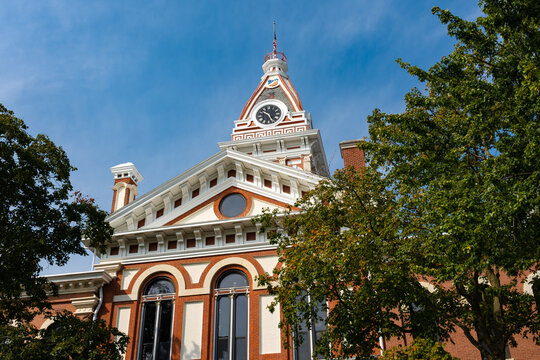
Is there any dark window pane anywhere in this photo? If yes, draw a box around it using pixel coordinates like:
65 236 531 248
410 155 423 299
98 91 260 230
235 337 247 360
216 296 230 360
157 300 173 360
315 330 325 359
234 295 248 360
219 193 247 218
144 278 175 295
235 295 247 337
217 272 248 289
315 302 327 331
141 345 154 360
217 296 231 337
140 302 156 360
296 329 311 360
216 337 229 360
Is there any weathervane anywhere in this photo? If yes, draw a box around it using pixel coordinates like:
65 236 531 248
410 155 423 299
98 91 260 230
273 20 277 54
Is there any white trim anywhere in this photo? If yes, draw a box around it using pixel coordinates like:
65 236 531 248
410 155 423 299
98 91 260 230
103 244 278 267
148 179 294 229
202 257 263 291
111 210 297 240
524 271 540 295
113 294 136 302
129 264 186 298
43 270 113 295
45 269 113 282
219 129 320 148
40 318 55 330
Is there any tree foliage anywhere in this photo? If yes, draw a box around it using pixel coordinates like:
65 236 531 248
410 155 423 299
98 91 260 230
0 104 113 324
381 338 458 360
257 1 539 359
0 312 128 360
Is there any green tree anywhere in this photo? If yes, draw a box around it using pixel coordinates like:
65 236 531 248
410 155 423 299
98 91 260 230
0 104 124 356
0 103 113 324
381 338 458 360
257 1 540 359
0 312 129 360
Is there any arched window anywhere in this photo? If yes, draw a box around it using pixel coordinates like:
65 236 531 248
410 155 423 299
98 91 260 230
213 271 249 360
137 277 175 360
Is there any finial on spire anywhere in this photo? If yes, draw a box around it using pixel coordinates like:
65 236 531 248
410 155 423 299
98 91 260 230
273 21 277 54
264 21 286 64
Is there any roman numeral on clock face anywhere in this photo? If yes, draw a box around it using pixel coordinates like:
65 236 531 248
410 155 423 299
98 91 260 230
255 104 282 125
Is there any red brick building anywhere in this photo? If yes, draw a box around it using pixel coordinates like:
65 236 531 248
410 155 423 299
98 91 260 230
36 45 539 360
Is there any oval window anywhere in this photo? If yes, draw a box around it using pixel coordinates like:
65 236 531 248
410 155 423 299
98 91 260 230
219 193 247 218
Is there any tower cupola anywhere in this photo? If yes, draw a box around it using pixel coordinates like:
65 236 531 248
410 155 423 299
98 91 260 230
262 52 288 79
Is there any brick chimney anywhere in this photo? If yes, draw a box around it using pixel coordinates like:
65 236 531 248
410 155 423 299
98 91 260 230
339 139 365 171
110 162 143 213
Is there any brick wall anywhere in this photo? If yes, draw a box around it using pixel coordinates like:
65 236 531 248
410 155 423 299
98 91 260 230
340 139 365 171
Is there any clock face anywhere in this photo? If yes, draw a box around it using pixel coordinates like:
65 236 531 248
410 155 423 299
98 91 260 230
255 104 282 125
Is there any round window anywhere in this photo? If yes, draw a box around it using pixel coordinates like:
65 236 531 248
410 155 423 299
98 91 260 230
219 193 247 218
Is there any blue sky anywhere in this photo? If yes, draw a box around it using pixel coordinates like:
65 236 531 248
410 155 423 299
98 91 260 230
0 0 480 274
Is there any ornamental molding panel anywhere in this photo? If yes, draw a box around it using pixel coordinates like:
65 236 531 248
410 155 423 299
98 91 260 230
46 270 113 295
71 295 99 315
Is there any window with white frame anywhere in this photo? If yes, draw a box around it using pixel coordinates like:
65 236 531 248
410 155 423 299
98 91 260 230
213 271 249 360
294 295 327 360
137 277 175 360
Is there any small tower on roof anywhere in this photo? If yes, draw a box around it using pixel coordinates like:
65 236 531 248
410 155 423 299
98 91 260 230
110 162 143 213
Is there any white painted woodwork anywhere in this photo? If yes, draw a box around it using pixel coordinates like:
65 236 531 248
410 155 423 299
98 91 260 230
260 295 281 354
181 301 204 360
183 263 209 284
254 255 279 276
121 269 138 290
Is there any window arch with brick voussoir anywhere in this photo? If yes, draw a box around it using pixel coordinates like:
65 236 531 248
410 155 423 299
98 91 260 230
212 269 250 360
136 276 176 360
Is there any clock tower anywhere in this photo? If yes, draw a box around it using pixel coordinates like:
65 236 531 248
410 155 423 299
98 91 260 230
218 38 330 177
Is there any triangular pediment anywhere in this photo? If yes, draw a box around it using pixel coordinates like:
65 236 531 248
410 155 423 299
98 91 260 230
106 149 322 234
163 186 292 227
238 74 302 121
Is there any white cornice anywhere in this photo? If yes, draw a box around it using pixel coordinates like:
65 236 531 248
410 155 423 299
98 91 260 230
219 129 321 147
45 270 113 295
102 243 278 266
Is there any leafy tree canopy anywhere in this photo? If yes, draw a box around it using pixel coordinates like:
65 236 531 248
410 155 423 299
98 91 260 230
0 312 128 360
381 338 458 360
257 1 539 359
0 103 112 323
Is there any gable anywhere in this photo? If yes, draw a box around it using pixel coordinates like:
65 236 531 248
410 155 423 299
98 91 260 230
239 74 302 120
167 187 293 226
106 149 321 233
253 87 294 113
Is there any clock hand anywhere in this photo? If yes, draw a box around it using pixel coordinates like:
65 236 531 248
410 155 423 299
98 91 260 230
262 111 271 121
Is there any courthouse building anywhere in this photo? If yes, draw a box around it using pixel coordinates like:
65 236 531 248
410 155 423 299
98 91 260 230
37 44 540 360
38 45 361 360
